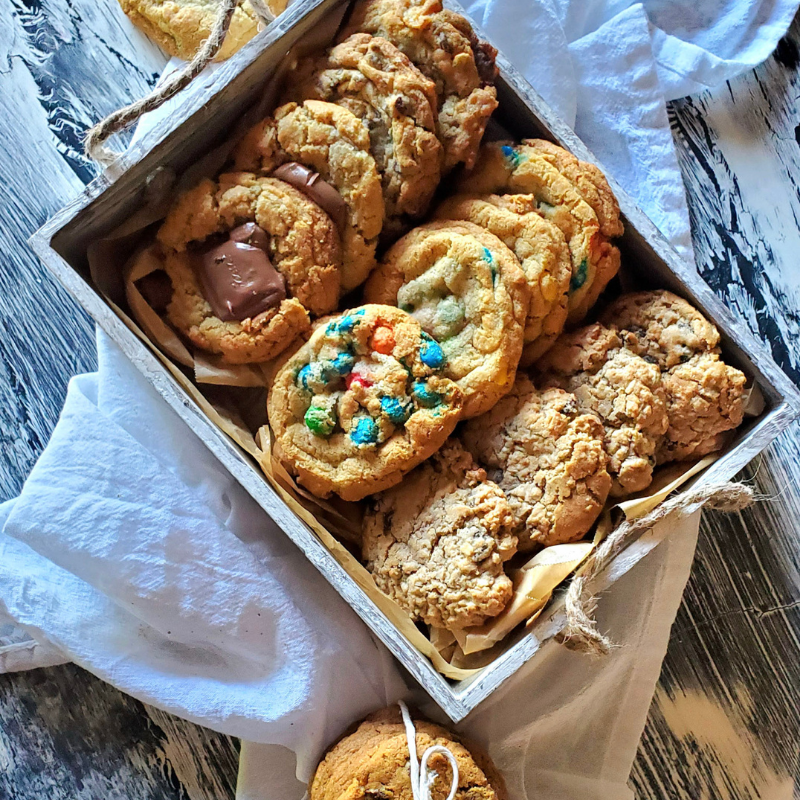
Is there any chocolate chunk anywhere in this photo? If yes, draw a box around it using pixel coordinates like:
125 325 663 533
195 237 286 322
272 162 347 231
230 222 270 251
135 270 173 313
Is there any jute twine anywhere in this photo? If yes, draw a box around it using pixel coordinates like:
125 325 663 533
84 0 275 165
558 481 754 657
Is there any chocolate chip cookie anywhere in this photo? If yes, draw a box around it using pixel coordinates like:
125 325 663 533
461 375 611 551
364 221 530 418
363 440 517 631
234 100 385 293
434 193 571 365
268 304 462 501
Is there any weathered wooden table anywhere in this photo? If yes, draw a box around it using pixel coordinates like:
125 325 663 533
1 2 799 796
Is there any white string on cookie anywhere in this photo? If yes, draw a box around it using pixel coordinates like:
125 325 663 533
399 701 460 800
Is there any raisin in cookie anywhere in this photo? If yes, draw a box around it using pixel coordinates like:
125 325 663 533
435 193 571 365
268 305 462 501
341 0 498 170
234 100 385 293
363 440 517 631
156 173 341 362
600 291 747 462
292 33 442 223
461 375 611 552
458 141 621 323
311 707 506 800
536 323 669 496
364 221 529 418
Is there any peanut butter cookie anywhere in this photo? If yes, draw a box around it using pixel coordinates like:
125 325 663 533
364 221 530 419
341 0 498 170
268 305 462 501
156 173 342 362
461 375 611 552
458 141 621 323
435 193 571 365
363 440 517 631
600 291 747 462
234 100 385 293
310 706 505 800
536 323 669 496
292 33 442 223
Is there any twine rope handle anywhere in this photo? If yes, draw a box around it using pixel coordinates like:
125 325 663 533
560 481 754 656
84 0 275 165
399 701 459 800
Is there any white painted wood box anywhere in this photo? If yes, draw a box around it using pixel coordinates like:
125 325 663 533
29 0 800 722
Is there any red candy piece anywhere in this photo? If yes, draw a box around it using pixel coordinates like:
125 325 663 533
346 372 374 390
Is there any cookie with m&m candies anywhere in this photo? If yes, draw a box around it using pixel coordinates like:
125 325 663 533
268 304 462 501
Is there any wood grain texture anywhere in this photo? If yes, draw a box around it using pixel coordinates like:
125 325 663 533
1 0 800 797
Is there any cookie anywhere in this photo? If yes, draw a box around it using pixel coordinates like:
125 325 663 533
458 141 621 323
292 33 442 222
364 221 530 419
156 173 342 362
234 100 385 293
268 305 462 501
461 375 611 552
536 323 669 496
522 138 623 239
119 0 286 61
600 291 747 462
310 707 505 800
599 290 721 369
434 193 571 365
363 440 517 631
341 0 498 171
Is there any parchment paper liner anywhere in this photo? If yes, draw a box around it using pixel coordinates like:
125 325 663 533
84 16 765 679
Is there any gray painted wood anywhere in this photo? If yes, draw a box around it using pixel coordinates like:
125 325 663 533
1 0 799 796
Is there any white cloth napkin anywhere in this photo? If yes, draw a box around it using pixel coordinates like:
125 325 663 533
1 0 795 797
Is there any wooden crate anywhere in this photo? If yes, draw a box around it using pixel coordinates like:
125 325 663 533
29 0 800 721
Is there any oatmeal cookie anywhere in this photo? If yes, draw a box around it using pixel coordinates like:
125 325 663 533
461 375 611 551
364 221 529 419
341 0 498 170
292 33 442 222
435 193 571 365
536 323 669 496
268 305 462 501
234 100 385 293
363 440 517 631
600 291 747 462
118 0 286 61
156 173 342 362
458 141 621 323
310 706 505 800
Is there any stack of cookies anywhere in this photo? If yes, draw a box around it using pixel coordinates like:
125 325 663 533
134 0 749 641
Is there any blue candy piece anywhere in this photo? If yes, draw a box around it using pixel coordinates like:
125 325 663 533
350 415 379 445
330 351 355 375
297 364 313 390
327 308 365 335
412 381 442 408
381 396 411 425
419 333 446 369
482 247 493 263
501 144 523 168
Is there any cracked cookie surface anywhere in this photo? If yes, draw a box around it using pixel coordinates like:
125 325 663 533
341 0 498 170
458 141 621 323
364 221 529 418
536 323 669 496
363 440 517 631
310 707 505 800
435 193 571 365
268 304 462 501
157 173 342 362
461 375 611 552
292 33 442 223
234 100 385 293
